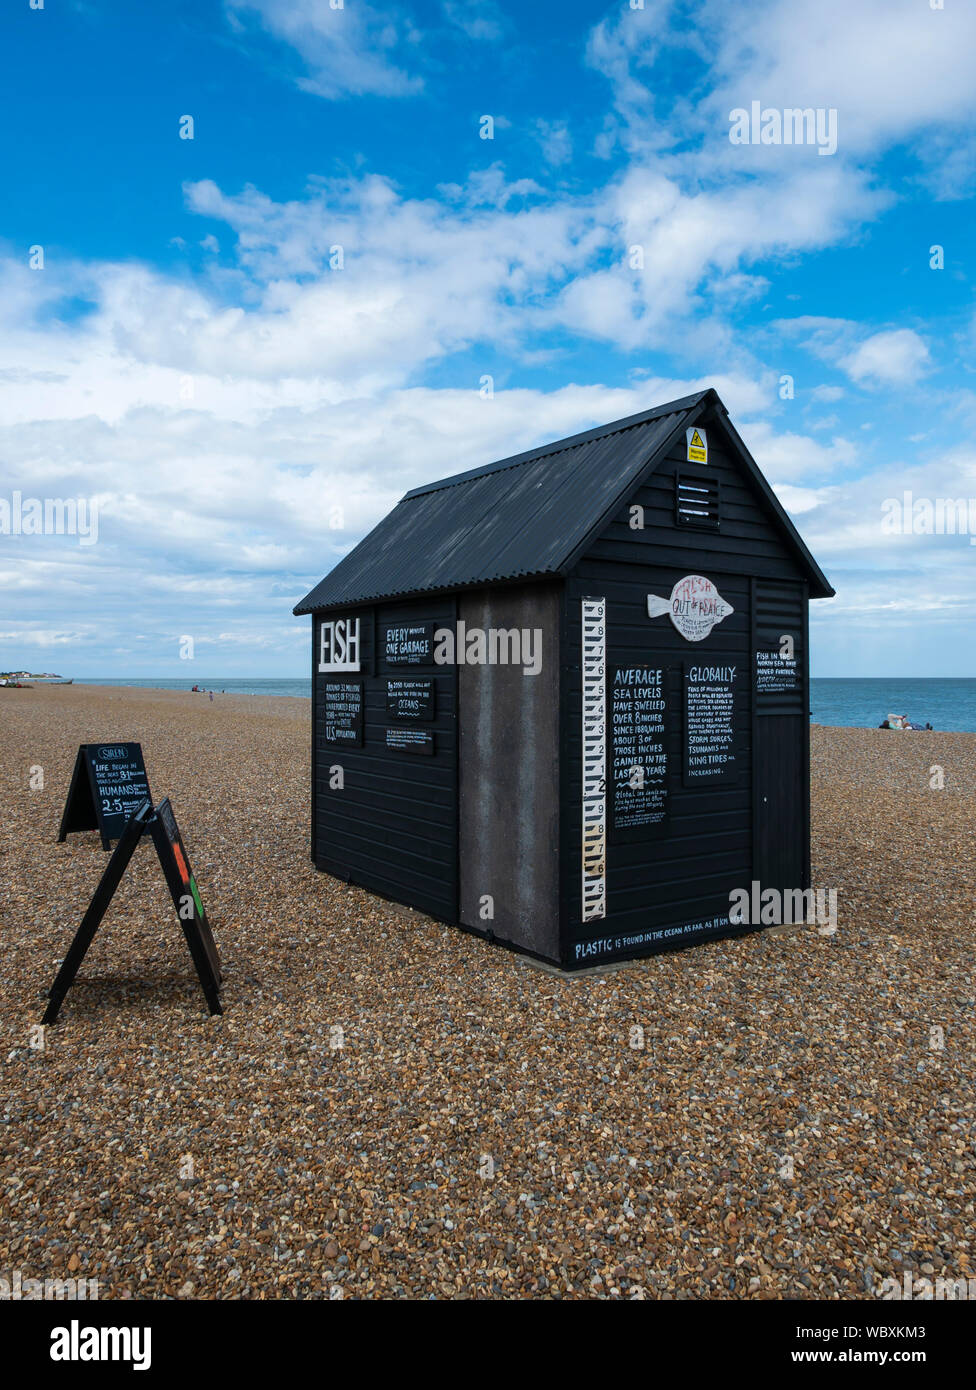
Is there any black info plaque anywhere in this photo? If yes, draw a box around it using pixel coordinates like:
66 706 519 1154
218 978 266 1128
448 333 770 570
386 677 434 721
323 681 364 746
683 662 739 784
755 648 800 695
384 622 434 666
610 665 669 830
385 727 434 755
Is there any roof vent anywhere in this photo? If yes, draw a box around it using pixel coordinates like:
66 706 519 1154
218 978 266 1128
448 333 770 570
675 471 720 530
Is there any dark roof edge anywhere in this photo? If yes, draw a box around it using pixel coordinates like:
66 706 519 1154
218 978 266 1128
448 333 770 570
558 392 834 600
711 401 835 600
292 567 561 616
401 389 714 499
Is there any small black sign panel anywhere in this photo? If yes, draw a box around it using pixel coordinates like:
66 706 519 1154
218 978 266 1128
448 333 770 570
58 742 153 850
610 666 669 830
755 648 800 695
386 677 435 721
385 622 434 666
150 797 222 1001
683 662 738 784
385 727 434 755
323 681 364 745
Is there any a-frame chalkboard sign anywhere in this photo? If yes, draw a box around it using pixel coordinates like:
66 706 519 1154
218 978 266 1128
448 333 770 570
58 743 152 850
43 796 223 1024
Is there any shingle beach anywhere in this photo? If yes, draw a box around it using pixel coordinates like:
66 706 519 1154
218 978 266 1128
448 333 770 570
2 684 974 1299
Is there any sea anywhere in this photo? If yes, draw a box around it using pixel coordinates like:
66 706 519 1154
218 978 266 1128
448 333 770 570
74 677 976 732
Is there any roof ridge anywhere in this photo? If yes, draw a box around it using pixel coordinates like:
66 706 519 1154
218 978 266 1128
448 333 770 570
401 389 712 500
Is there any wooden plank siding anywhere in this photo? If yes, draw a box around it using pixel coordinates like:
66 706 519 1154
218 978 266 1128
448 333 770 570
312 596 459 923
585 431 800 580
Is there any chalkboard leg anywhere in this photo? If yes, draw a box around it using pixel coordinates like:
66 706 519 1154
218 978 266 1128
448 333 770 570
42 994 64 1026
41 800 153 1024
175 917 224 1017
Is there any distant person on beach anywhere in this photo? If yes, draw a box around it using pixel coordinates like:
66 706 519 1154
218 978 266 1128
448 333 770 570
209 691 214 702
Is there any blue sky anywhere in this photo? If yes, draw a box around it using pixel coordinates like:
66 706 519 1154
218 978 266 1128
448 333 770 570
1 0 974 677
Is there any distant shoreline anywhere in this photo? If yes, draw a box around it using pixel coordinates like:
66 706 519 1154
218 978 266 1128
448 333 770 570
18 677 972 733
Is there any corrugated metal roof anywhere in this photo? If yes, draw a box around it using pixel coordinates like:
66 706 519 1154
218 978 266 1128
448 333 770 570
294 392 707 613
294 387 835 611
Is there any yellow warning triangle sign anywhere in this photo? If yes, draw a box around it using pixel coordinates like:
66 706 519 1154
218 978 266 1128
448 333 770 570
686 425 708 461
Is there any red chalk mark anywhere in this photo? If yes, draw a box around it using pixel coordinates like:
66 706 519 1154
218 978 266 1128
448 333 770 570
172 841 190 885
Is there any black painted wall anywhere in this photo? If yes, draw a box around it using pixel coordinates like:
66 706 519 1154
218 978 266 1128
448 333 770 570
559 407 814 969
312 596 458 923
563 561 754 967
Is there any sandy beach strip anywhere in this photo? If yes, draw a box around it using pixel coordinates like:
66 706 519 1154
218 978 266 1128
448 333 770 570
1 683 974 1300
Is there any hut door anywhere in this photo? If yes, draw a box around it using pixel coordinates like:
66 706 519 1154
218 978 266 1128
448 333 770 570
752 578 809 912
754 715 805 906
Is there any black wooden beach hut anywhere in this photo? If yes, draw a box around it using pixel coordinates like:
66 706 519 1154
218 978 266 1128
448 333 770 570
294 388 834 970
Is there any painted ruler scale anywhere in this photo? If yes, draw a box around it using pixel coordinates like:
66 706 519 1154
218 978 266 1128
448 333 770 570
581 597 607 922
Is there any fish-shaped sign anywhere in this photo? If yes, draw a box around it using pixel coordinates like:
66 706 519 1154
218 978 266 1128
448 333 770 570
647 574 734 642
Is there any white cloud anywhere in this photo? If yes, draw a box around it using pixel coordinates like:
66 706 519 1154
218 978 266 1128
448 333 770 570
1 265 784 667
441 0 506 43
0 154 942 680
226 0 423 99
783 448 976 563
535 120 573 168
551 164 883 349
840 329 931 388
589 0 976 194
772 484 829 516
585 2 682 158
774 318 933 390
179 172 604 380
736 420 858 485
0 627 93 648
703 0 976 162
